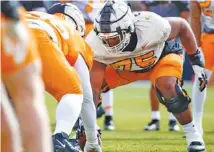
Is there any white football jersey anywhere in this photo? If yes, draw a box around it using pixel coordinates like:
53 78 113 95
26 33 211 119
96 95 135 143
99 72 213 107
71 0 105 23
86 11 171 72
198 0 214 33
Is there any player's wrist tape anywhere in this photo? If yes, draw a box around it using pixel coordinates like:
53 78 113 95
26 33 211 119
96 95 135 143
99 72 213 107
188 49 204 67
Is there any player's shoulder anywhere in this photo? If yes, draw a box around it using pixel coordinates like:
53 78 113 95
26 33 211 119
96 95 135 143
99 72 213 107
133 11 169 29
133 11 163 22
133 11 170 32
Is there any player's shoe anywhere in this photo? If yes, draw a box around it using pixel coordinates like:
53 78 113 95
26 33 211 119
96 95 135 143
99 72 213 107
84 142 102 152
169 120 180 131
104 116 115 131
97 106 105 118
186 132 205 152
144 119 160 131
52 132 81 152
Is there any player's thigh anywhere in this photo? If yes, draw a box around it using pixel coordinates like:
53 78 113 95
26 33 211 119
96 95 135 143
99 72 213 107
104 66 145 89
150 53 184 86
201 33 214 71
40 45 82 101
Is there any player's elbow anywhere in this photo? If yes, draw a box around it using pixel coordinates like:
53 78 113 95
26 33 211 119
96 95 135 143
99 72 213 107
179 18 190 34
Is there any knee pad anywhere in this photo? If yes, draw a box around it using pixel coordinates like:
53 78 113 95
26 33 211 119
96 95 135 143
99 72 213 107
156 83 191 114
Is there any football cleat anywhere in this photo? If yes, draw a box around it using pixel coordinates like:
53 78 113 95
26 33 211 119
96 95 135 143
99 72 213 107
186 132 205 152
52 132 81 152
169 120 180 131
187 141 205 152
144 119 160 131
97 106 105 118
104 116 115 131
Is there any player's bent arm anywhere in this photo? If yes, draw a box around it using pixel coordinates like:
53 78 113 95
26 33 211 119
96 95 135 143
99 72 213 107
190 1 202 46
90 60 107 107
166 17 198 55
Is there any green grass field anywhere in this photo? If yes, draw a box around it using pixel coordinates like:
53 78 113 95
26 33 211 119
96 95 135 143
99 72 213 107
45 82 214 152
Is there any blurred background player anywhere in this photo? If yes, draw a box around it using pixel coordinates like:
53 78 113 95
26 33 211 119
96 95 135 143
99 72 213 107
1 1 53 152
25 3 101 151
70 0 105 37
19 0 48 12
190 0 214 136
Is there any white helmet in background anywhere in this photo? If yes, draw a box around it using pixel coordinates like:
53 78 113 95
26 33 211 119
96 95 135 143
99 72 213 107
94 0 134 55
48 3 86 37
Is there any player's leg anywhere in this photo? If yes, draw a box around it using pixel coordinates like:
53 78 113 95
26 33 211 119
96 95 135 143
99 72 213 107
33 29 83 151
73 54 101 151
168 112 180 131
1 83 22 152
144 85 160 131
208 73 214 87
151 54 205 152
102 89 115 131
3 60 53 152
145 85 180 131
192 33 214 136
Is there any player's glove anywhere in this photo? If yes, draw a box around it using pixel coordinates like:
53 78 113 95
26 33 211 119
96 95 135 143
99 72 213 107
189 48 208 92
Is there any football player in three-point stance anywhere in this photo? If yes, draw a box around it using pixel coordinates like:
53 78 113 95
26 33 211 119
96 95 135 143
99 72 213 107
68 0 115 130
25 3 101 152
86 0 207 151
190 0 214 136
1 1 53 152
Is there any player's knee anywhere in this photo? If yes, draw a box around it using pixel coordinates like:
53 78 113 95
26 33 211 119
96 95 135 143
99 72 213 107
155 77 177 99
155 82 191 114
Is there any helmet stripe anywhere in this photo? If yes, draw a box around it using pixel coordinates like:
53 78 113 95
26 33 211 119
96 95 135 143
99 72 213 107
99 2 113 33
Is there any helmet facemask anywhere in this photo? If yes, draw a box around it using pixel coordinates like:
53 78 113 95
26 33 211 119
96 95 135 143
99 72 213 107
98 29 131 55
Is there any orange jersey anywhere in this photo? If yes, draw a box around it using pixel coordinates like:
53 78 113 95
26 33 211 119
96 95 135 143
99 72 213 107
25 11 94 70
1 9 39 75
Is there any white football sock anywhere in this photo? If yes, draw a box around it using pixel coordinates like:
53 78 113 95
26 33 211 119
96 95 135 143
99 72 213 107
168 113 176 121
151 111 160 120
192 69 212 136
102 90 114 116
54 94 83 135
182 121 203 146
74 55 98 144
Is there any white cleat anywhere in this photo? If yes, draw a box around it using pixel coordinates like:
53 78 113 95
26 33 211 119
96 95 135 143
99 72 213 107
169 120 180 132
84 142 102 152
144 119 160 131
186 132 205 152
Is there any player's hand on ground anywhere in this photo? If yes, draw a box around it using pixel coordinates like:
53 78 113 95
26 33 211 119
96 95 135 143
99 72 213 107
84 142 102 152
